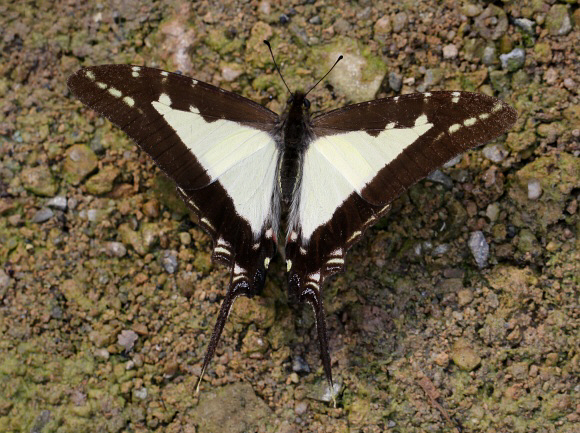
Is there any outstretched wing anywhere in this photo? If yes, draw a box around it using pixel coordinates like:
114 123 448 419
285 91 517 388
68 65 281 387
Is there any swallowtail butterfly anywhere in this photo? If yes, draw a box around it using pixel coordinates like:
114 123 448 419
68 47 516 400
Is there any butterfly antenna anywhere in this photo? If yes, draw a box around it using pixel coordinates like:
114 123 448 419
263 40 293 96
304 54 343 97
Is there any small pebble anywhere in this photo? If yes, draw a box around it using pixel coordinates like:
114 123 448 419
105 241 127 257
46 196 67 211
443 44 458 59
527 179 542 200
295 401 308 415
162 250 178 273
468 231 489 269
31 208 54 223
292 355 311 374
118 330 139 351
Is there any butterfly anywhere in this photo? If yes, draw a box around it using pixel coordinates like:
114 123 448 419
67 46 516 401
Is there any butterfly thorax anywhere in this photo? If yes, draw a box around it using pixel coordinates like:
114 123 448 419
277 92 312 206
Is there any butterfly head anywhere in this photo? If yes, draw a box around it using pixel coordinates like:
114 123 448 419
287 91 311 113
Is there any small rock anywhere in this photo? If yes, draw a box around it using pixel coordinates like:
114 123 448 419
514 18 535 35
333 18 352 35
134 387 148 400
32 207 54 223
451 339 481 371
374 15 391 37
21 166 58 197
482 144 508 163
162 250 178 274
457 289 474 306
475 5 508 40
258 0 270 15
468 231 489 269
105 241 127 258
433 244 450 256
563 78 576 90
482 45 497 66
486 203 500 221
309 15 321 25
545 4 572 36
427 169 453 189
292 355 311 374
221 64 243 82
527 179 542 200
500 48 525 72
94 348 110 360
0 270 11 295
434 352 449 367
118 330 139 351
443 155 462 168
392 12 407 33
388 72 402 92
442 44 458 59
63 145 98 186
179 232 191 245
46 196 67 211
85 166 120 195
295 401 308 416
461 3 482 17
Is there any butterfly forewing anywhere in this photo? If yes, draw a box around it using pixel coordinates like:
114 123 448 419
285 90 517 329
68 65 280 285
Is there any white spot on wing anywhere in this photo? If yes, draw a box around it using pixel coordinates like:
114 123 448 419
492 102 502 112
347 231 362 244
158 93 171 106
214 246 231 256
326 258 345 266
234 264 245 275
96 82 107 89
479 113 490 120
161 71 169 77
264 257 270 269
309 272 321 282
201 217 215 231
189 105 200 114
132 66 141 72
451 92 460 103
286 260 292 271
123 96 135 107
85 70 95 81
108 87 122 98
449 124 461 133
132 71 139 78
464 117 477 127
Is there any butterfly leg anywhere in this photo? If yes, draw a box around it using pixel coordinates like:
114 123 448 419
195 277 250 393
299 284 337 407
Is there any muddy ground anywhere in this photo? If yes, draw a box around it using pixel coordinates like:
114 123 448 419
0 0 578 432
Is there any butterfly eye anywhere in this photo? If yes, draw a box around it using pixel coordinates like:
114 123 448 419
303 98 311 109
